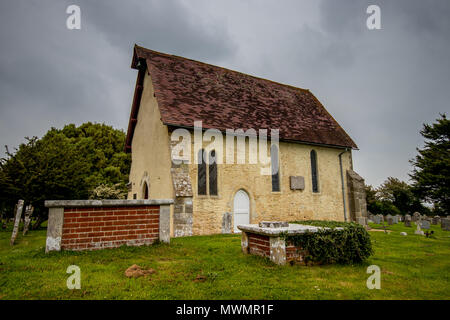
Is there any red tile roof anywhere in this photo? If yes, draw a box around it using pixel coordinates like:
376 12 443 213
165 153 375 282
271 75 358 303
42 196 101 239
125 45 357 152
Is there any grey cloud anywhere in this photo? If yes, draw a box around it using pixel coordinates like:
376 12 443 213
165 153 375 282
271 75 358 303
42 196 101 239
0 0 236 157
1 0 449 189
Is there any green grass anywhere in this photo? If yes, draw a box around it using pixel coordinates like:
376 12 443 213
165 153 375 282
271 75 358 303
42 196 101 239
0 222 449 299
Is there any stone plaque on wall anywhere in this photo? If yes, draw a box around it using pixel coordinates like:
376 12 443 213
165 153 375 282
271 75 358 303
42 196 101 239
290 176 305 190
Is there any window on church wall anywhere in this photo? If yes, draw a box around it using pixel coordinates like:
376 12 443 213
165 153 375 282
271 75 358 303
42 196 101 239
271 145 280 192
310 150 319 193
209 150 218 196
198 149 207 195
143 182 149 199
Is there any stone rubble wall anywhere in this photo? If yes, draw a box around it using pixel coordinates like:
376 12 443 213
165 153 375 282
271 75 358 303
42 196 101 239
346 170 368 225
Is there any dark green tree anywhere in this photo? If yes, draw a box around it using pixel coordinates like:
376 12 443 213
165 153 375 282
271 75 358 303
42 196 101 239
365 177 429 216
0 122 131 228
410 114 450 215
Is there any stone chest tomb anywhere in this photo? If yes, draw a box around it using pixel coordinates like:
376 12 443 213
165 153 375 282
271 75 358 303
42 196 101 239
238 221 334 265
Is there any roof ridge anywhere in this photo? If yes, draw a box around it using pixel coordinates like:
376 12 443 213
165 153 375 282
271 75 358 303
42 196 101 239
134 44 311 95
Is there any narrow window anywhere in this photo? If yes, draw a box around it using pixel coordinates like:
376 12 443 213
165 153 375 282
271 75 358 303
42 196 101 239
198 149 207 195
208 150 218 196
271 145 280 192
311 150 319 193
143 182 149 199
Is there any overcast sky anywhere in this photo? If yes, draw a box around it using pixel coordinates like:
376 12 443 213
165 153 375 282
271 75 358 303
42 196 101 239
0 0 449 187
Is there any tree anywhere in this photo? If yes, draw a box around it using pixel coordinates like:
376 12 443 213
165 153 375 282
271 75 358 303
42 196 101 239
410 114 450 215
364 184 378 214
378 177 419 214
0 122 131 227
365 177 429 216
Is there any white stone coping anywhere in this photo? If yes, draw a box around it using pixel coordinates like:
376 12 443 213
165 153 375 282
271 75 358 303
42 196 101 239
45 199 174 208
237 223 342 236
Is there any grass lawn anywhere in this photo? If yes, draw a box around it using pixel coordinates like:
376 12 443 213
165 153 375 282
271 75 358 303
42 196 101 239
0 222 449 300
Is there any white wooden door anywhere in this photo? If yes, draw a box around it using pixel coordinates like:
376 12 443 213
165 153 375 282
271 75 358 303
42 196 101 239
233 190 250 233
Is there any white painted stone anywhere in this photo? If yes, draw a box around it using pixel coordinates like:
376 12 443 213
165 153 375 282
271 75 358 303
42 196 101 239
269 237 286 265
46 236 61 252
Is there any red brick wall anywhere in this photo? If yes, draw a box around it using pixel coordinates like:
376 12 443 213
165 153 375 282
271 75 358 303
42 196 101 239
286 241 307 263
248 233 270 257
61 205 159 251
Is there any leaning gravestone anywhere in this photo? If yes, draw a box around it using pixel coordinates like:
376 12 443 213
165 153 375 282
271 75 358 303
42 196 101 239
441 218 450 231
10 200 24 245
420 220 430 230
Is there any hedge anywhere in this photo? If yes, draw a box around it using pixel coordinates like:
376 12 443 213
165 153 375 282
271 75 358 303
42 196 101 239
282 220 373 265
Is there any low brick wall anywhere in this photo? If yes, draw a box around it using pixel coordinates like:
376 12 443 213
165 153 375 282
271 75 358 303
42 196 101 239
45 199 173 253
247 233 270 257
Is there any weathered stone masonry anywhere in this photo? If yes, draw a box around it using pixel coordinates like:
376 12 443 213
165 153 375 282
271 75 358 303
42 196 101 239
45 199 173 253
346 170 368 226
170 139 194 237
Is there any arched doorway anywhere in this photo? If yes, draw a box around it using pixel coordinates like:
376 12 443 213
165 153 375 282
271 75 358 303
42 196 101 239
233 189 250 233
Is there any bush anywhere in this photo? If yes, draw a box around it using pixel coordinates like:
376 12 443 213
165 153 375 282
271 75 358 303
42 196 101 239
284 220 373 264
89 183 127 200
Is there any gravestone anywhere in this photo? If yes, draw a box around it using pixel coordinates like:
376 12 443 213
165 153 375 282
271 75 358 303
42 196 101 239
404 220 411 227
387 217 394 225
405 214 411 222
373 215 381 224
420 220 430 230
441 218 450 231
432 216 441 225
414 223 424 236
222 212 232 234
10 200 24 245
392 215 399 224
386 214 393 224
412 212 421 222
356 217 367 226
23 205 34 235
